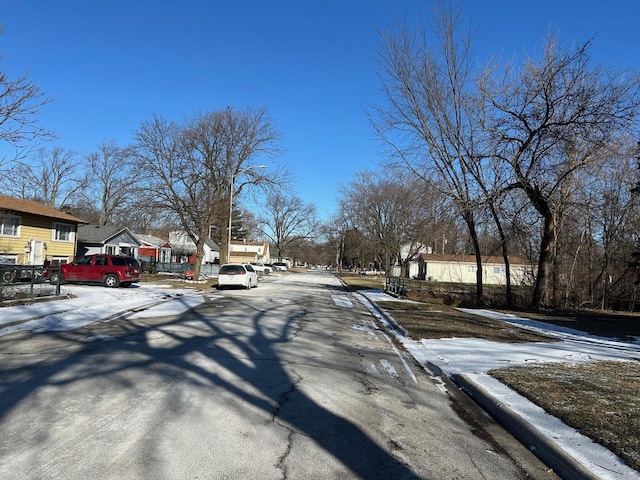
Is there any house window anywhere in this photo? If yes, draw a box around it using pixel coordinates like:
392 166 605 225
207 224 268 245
467 266 477 272
53 222 73 242
493 266 506 274
105 245 117 255
49 256 69 265
0 215 20 237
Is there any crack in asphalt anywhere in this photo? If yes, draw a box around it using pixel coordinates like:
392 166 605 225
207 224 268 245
271 370 303 480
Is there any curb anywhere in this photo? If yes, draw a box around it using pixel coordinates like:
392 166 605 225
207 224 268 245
451 373 600 480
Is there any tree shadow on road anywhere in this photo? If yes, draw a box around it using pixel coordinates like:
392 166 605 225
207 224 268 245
0 282 423 479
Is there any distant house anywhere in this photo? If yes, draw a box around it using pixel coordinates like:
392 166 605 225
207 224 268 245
135 234 171 263
168 231 219 264
0 194 87 265
229 240 270 264
414 253 535 286
399 243 432 278
77 225 141 258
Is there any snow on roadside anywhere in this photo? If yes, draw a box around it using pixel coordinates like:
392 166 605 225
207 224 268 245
0 283 205 336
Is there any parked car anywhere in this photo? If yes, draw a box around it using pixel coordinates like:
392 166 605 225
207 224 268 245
249 261 271 274
45 254 142 288
217 263 258 289
272 262 288 271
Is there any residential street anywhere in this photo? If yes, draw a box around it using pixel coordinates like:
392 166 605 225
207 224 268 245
0 270 551 479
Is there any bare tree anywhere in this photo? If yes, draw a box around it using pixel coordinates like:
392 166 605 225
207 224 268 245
0 60 54 166
260 190 317 262
3 146 84 207
134 107 282 278
371 2 489 305
482 32 640 308
79 140 137 225
339 170 433 275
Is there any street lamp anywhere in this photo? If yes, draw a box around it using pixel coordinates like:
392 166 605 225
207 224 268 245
227 164 266 263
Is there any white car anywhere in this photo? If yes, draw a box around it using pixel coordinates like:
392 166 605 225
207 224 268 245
217 263 259 289
249 261 271 274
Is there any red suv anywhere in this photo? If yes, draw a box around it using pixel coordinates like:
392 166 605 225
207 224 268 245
46 254 142 288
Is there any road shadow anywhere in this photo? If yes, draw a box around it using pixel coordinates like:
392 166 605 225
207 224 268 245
0 276 423 479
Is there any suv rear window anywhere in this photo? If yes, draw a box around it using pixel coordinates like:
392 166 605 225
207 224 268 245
125 257 140 267
111 257 126 266
220 265 244 274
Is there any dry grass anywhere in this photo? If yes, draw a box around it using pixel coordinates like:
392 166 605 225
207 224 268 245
339 273 640 472
375 300 553 343
491 361 640 471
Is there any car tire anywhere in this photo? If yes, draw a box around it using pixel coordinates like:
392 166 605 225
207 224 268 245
49 271 63 284
104 274 120 288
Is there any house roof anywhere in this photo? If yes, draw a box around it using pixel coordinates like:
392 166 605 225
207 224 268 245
134 233 170 248
419 253 532 266
78 224 139 244
0 194 87 224
205 238 219 251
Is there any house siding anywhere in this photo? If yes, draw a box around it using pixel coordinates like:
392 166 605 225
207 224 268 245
407 254 535 286
229 241 270 263
0 213 77 264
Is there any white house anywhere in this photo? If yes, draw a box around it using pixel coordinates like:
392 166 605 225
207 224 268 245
229 240 270 263
77 225 140 258
413 253 535 286
169 231 219 264
398 243 433 278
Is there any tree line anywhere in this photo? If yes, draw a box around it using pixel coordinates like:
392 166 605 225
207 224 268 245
3 3 640 311
331 3 640 311
0 93 317 278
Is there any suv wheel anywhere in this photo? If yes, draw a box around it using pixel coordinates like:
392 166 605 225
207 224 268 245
103 274 120 288
49 271 63 284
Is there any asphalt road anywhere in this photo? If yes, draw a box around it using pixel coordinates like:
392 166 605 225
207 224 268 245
0 270 555 479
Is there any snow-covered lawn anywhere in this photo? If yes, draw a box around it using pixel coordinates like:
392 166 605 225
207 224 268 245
0 283 204 336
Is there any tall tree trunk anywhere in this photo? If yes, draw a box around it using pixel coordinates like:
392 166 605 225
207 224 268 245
488 201 513 307
531 213 556 309
191 232 209 279
463 211 483 307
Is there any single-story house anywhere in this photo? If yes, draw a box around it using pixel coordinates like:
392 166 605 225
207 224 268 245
0 194 87 265
77 225 141 258
413 253 535 286
229 240 270 263
169 231 219 264
135 233 172 263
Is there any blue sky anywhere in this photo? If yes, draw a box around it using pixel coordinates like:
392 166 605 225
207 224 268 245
2 1 639 220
